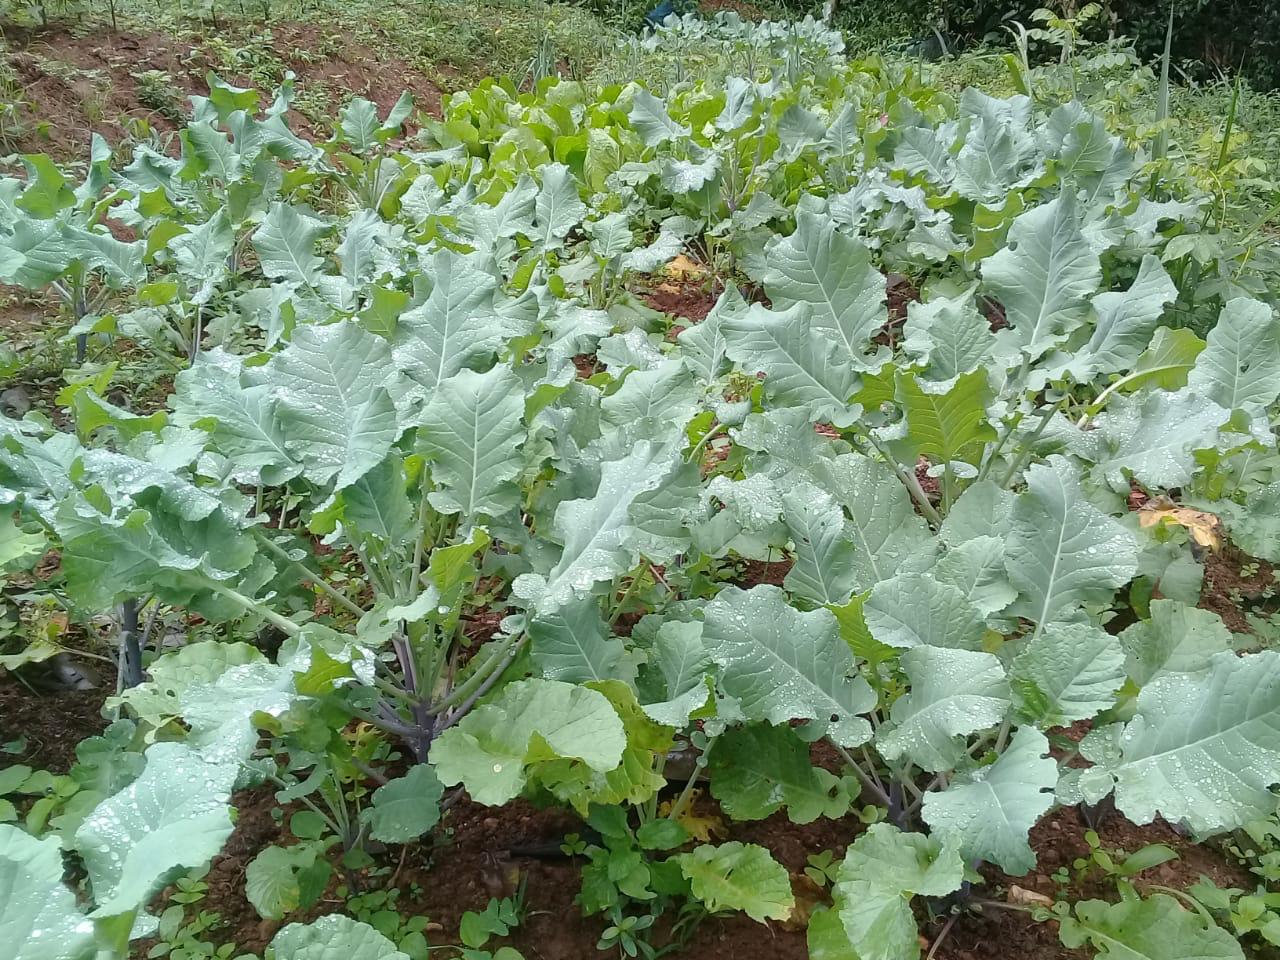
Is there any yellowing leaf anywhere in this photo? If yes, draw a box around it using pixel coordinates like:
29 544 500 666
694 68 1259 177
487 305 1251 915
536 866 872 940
658 790 726 842
1138 500 1222 552
663 254 706 280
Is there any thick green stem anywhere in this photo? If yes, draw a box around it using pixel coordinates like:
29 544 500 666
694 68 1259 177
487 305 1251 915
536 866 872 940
1000 397 1068 488
666 736 717 822
204 579 301 637
254 530 366 618
429 631 524 715
859 430 943 526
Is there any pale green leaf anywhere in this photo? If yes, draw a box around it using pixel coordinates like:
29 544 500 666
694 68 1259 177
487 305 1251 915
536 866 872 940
1009 620 1126 727
981 192 1101 360
432 678 626 806
921 726 1056 875
876 646 1009 772
270 915 410 960
1187 296 1280 414
419 364 526 520
75 742 236 917
702 585 875 746
1004 456 1138 628
677 842 794 922
762 209 886 367
361 765 443 843
1058 895 1244 960
1118 599 1232 686
0 826 94 960
708 724 851 823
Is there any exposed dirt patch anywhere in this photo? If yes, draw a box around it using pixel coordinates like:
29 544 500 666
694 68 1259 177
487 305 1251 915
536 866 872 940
2 22 442 160
189 786 293 953
980 295 1007 332
1200 547 1276 634
0 674 109 774
734 557 793 588
644 282 718 333
698 0 768 19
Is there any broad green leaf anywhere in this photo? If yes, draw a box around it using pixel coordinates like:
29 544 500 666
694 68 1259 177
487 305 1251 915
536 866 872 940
921 726 1056 874
53 496 253 613
182 122 241 182
723 303 860 426
702 585 875 746
1217 481 1280 562
16 154 75 216
419 364 526 520
938 479 1013 546
1058 895 1244 960
1091 389 1226 489
75 742 236 917
252 202 329 286
393 250 523 392
708 724 852 823
835 825 964 960
529 596 635 684
677 842 794 922
828 454 934 591
1004 456 1138 629
516 439 696 613
267 320 401 489
245 844 324 920
172 350 299 485
895 369 997 469
1187 296 1280 414
932 536 1017 616
952 91 1037 201
534 162 586 251
1105 651 1280 834
628 88 689 146
678 286 744 386
432 678 626 805
1009 620 1125 727
876 646 1009 772
782 482 857 606
638 620 712 727
270 914 410 960
1044 255 1177 383
600 359 700 433
0 826 94 960
864 574 986 650
1118 600 1232 686
360 764 443 843
0 219 74 287
1120 326 1205 394
807 906 860 960
341 454 414 547
901 287 995 382
762 209 886 367
168 209 233 304
981 192 1101 360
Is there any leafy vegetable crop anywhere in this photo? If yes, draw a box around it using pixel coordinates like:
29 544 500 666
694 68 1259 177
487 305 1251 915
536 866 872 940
1 27 1278 960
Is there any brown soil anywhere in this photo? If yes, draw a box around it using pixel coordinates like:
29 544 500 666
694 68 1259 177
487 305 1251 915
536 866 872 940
980 296 1007 332
2 22 442 161
875 272 920 349
733 558 793 588
0 677 1259 960
1200 548 1276 634
698 0 768 19
0 674 109 773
